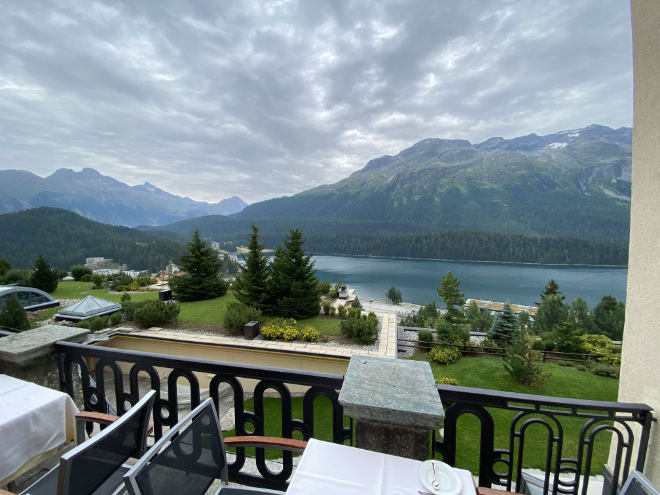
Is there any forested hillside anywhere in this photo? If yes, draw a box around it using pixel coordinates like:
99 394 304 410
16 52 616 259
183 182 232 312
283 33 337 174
0 207 186 271
151 216 627 265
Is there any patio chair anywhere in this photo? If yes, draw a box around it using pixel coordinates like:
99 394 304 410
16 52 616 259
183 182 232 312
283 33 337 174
122 398 307 495
621 471 659 495
20 389 156 495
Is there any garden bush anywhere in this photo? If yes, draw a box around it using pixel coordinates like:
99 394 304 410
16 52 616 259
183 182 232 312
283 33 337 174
301 326 320 342
503 330 548 387
591 362 620 378
417 329 434 352
337 305 347 319
340 312 378 344
321 300 332 316
429 346 461 365
121 293 131 302
261 318 297 340
132 301 180 328
109 312 123 326
223 303 263 335
81 274 93 282
435 376 459 385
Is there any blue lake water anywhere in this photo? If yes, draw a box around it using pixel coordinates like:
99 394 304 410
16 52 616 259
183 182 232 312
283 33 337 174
312 255 627 307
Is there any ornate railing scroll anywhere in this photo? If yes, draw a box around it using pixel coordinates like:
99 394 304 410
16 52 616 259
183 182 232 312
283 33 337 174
434 384 653 495
54 340 350 491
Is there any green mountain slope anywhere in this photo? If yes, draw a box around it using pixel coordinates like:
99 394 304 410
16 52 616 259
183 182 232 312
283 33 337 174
237 124 631 244
0 207 186 271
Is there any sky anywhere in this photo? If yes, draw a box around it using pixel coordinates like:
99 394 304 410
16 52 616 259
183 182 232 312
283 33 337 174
0 0 633 204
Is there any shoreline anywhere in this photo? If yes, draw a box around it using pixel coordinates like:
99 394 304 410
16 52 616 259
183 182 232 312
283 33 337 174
311 252 628 268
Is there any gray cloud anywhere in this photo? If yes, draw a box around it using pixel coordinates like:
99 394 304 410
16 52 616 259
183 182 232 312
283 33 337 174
0 0 632 203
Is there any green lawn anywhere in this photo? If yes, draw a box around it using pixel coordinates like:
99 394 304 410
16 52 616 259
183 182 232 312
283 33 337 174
292 315 342 336
177 292 237 325
223 355 620 473
51 281 158 303
411 354 619 475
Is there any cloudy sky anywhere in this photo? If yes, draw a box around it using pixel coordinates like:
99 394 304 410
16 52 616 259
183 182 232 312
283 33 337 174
0 0 633 204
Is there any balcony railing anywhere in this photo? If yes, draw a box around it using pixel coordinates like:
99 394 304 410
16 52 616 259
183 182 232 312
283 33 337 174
55 340 652 494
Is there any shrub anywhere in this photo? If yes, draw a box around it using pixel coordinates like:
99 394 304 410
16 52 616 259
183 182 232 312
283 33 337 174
429 346 461 365
91 274 105 289
109 312 123 326
302 326 320 342
76 320 91 329
88 316 108 332
282 326 300 341
340 312 379 344
329 306 336 317
261 318 297 340
435 377 459 386
348 307 361 319
71 265 92 281
352 298 363 310
318 281 331 295
81 274 93 282
503 330 548 387
417 329 435 352
223 303 263 335
591 362 620 378
132 301 180 328
337 305 347 319
0 295 30 331
121 293 132 303
321 300 332 316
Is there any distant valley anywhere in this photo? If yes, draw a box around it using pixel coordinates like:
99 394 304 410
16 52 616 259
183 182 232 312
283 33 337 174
0 167 247 227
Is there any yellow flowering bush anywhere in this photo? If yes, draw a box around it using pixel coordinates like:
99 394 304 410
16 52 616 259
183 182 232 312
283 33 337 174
302 326 320 342
282 327 300 341
435 377 459 386
261 318 298 341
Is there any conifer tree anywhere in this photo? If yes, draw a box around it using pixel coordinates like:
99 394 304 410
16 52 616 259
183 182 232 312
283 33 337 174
0 295 30 331
30 255 58 293
489 303 518 345
535 279 565 305
169 229 228 301
267 229 320 319
232 225 270 310
437 271 465 324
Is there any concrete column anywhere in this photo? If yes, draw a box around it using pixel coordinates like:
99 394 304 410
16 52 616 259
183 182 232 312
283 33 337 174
338 355 444 460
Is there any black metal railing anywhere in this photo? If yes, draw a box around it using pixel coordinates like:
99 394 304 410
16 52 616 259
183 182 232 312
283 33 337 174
434 384 653 495
55 340 653 495
55 341 350 491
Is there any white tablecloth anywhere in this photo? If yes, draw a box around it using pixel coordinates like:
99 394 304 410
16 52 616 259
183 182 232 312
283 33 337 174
287 438 476 495
0 374 79 481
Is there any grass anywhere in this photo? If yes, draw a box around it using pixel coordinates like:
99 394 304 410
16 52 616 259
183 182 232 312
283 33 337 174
411 354 619 475
223 354 620 473
176 292 237 325
51 281 157 303
292 315 342 336
223 395 351 459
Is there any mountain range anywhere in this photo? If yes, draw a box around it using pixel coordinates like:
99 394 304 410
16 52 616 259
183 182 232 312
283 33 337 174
237 124 631 244
0 167 247 226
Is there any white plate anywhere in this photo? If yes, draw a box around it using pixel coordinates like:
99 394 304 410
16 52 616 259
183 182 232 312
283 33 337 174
418 460 462 495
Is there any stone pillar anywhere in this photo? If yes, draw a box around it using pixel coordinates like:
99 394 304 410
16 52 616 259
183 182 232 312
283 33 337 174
0 325 89 391
338 355 444 460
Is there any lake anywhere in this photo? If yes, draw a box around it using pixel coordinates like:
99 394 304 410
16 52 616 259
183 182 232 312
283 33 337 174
313 255 627 307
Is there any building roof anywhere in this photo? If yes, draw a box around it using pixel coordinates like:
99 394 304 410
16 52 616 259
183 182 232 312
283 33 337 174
0 285 60 311
55 295 121 321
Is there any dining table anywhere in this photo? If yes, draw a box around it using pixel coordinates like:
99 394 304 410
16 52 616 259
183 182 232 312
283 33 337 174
0 374 79 485
286 438 477 495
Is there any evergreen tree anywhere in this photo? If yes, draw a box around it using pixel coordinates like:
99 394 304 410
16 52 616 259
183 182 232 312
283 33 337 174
0 295 30 331
30 255 58 293
465 300 494 334
0 256 11 276
535 279 565 305
533 294 569 334
267 229 320 319
437 271 465 324
232 225 270 311
503 327 547 387
568 297 594 333
169 229 228 301
386 286 402 304
489 303 517 345
593 295 625 340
